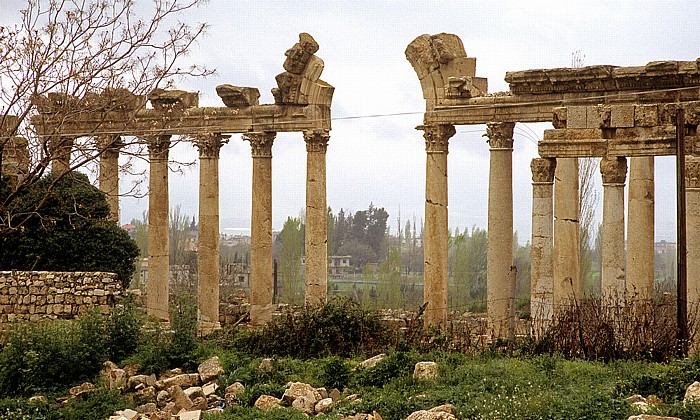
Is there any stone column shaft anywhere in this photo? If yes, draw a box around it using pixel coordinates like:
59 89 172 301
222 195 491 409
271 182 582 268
245 132 276 324
421 124 455 327
49 136 74 174
600 156 627 300
553 158 580 311
626 156 655 300
304 129 330 306
686 157 700 312
531 158 556 335
195 134 224 333
98 136 123 224
147 135 171 321
485 122 515 337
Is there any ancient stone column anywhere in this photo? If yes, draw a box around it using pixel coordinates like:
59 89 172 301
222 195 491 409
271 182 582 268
48 136 74 174
195 133 225 334
244 131 276 325
485 122 515 337
626 156 655 300
530 158 556 336
304 129 330 307
553 158 580 312
420 124 456 327
687 156 700 313
146 135 171 321
600 156 627 300
98 136 123 224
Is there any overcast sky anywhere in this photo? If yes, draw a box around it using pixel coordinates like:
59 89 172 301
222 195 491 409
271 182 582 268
3 0 698 241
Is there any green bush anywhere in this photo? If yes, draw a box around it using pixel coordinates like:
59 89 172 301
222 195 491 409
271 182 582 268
231 296 393 359
0 314 106 396
355 352 417 388
128 293 204 375
0 397 50 419
0 302 144 397
321 357 352 391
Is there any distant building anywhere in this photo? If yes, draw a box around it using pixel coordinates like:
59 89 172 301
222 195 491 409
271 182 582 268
121 223 137 238
330 255 352 278
655 240 676 254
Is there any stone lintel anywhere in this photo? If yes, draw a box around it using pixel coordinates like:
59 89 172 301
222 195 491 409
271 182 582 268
540 126 699 158
30 104 331 138
422 90 700 125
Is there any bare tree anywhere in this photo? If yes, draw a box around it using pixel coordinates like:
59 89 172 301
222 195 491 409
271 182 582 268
571 50 601 291
0 0 212 236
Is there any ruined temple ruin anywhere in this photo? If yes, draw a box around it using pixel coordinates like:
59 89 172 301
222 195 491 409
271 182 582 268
26 33 333 330
407 32 700 335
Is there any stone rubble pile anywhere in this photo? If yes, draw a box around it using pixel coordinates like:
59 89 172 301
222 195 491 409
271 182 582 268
102 356 226 420
622 381 700 420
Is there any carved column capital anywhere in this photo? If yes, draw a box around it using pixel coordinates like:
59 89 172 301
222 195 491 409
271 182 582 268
687 156 700 189
243 132 276 157
97 135 124 159
194 133 227 159
304 129 330 153
600 156 628 184
418 124 455 153
485 122 515 149
531 158 557 183
146 135 171 160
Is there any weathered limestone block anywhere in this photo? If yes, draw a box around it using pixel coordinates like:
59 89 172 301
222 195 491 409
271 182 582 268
168 385 194 411
273 33 333 106
149 89 198 110
413 362 439 381
254 395 283 410
684 381 700 406
282 382 322 406
197 356 224 384
215 85 260 107
292 396 316 415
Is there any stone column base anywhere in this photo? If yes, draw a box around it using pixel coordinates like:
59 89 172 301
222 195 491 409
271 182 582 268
250 304 275 327
198 321 222 336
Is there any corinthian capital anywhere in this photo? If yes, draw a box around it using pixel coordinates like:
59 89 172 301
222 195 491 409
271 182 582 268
419 124 455 153
145 135 171 159
531 158 556 183
687 156 700 189
485 122 515 149
243 132 276 157
600 156 628 185
194 133 227 158
304 129 330 153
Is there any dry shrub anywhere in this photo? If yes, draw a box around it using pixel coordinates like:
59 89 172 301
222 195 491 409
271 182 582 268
533 295 698 361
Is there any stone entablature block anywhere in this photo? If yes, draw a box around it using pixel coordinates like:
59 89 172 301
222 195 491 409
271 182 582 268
505 59 700 95
0 271 122 325
540 101 700 158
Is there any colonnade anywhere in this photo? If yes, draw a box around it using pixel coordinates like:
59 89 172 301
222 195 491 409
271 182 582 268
80 129 331 328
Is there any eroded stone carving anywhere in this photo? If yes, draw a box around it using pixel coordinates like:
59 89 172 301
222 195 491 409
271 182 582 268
600 156 628 184
406 33 487 106
193 133 227 158
303 129 330 153
243 132 276 157
687 156 700 189
485 122 515 149
146 135 171 158
506 59 700 95
531 158 556 183
216 85 260 107
149 89 199 111
273 33 333 106
419 124 455 153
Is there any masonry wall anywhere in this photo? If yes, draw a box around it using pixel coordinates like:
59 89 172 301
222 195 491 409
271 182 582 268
0 271 122 324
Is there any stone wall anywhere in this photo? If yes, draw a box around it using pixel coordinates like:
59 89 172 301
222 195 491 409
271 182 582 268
0 271 122 324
